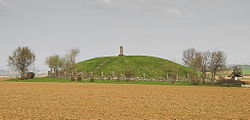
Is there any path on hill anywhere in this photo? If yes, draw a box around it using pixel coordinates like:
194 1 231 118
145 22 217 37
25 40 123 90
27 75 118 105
0 82 249 119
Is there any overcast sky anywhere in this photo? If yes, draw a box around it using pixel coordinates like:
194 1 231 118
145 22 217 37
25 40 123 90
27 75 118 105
0 0 249 70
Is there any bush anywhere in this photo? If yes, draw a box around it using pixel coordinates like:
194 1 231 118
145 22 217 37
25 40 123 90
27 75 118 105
191 79 201 85
70 77 75 81
77 76 82 81
90 77 95 82
26 72 35 79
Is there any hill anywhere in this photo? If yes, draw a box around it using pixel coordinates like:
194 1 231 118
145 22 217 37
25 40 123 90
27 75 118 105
77 56 197 79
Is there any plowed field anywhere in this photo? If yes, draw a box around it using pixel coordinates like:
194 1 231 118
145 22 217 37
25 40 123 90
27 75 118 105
0 78 12 81
0 82 249 119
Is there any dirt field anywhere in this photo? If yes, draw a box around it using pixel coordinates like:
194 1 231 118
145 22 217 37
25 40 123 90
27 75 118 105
0 78 12 81
0 82 249 119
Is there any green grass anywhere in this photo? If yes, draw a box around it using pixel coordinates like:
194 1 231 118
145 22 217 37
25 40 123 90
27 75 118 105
217 68 250 76
76 56 197 79
218 69 250 76
82 80 194 86
243 69 250 75
3 77 241 87
241 78 250 80
5 77 77 83
4 77 192 86
225 65 250 75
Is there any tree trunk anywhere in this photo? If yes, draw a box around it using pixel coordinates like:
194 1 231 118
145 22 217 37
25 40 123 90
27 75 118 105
20 70 26 80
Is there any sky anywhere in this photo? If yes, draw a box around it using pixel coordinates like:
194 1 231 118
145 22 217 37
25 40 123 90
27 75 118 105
0 0 250 70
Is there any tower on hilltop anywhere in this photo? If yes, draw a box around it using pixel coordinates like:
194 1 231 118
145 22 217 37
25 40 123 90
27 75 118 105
118 46 125 56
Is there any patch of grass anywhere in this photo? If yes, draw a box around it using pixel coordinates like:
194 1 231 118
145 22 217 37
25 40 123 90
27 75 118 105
3 77 241 87
242 78 250 80
81 79 194 86
5 77 79 83
5 77 191 85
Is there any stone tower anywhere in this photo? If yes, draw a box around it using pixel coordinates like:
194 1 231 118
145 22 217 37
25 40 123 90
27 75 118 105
119 46 125 56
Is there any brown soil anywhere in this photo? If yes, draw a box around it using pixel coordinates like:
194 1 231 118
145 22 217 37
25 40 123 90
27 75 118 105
0 82 249 119
0 78 12 81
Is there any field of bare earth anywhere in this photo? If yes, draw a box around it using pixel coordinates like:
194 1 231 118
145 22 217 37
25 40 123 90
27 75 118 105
0 82 249 119
0 78 12 81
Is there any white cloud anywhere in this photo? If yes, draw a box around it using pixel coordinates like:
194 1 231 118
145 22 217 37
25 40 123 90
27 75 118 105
99 0 149 5
98 0 120 6
100 0 111 4
166 8 181 16
137 0 150 3
165 8 194 17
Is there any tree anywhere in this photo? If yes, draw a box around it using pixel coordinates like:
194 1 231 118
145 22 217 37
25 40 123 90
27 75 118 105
182 48 197 67
63 48 80 73
183 49 227 84
209 51 227 80
200 51 211 83
45 55 64 76
183 49 209 83
8 47 36 80
192 51 211 84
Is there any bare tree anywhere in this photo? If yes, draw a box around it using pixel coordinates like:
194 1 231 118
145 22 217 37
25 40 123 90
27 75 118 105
45 55 64 76
200 51 211 83
209 51 227 80
64 48 80 73
182 48 227 83
189 52 202 72
8 47 36 80
192 51 211 84
182 48 197 67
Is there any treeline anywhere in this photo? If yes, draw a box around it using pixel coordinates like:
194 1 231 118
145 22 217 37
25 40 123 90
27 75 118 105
7 46 80 80
182 48 227 84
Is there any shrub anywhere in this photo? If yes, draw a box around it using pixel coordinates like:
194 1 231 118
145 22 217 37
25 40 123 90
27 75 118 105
191 79 201 85
90 77 95 82
77 76 82 81
26 72 35 79
70 77 75 81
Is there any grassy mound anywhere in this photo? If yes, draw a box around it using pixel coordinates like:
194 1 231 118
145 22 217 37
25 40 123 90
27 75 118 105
77 56 197 79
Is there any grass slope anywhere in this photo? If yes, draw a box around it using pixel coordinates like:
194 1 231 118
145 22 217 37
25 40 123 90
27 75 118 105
77 56 196 78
